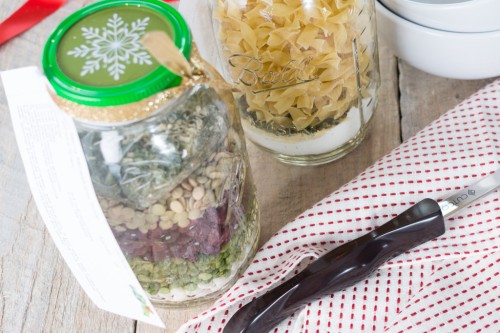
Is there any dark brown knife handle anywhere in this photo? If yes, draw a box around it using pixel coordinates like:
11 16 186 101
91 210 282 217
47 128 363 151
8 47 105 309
223 199 445 333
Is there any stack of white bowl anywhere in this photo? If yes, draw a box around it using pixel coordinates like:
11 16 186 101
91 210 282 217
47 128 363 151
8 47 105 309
376 0 500 79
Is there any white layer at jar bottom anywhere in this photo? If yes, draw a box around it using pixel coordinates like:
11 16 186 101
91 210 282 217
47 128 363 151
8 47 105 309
154 243 253 303
243 98 374 156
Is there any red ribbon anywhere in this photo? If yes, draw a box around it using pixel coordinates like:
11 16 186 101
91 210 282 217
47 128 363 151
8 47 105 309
0 0 67 45
0 0 180 46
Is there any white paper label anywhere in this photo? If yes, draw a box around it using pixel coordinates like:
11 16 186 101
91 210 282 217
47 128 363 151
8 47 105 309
1 67 165 328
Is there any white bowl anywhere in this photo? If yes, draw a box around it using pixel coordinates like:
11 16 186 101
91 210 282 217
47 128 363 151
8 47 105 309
380 0 500 33
376 1 500 79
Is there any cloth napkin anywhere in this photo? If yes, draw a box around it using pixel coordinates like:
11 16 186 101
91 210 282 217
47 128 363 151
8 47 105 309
177 2 500 332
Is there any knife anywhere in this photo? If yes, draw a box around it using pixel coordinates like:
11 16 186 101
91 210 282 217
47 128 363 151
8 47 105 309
223 167 500 333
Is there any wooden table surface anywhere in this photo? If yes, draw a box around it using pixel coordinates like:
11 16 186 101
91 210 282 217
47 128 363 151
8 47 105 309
0 1 495 332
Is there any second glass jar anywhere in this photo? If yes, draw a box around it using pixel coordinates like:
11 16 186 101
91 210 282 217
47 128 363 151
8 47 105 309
212 0 380 165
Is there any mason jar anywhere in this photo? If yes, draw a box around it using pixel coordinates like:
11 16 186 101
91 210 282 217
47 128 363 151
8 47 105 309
211 0 380 165
42 0 259 306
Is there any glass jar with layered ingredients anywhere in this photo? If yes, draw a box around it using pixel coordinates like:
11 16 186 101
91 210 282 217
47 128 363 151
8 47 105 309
42 0 259 306
212 0 380 165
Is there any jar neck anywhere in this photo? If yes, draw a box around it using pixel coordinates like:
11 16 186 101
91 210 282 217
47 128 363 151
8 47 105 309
51 45 213 126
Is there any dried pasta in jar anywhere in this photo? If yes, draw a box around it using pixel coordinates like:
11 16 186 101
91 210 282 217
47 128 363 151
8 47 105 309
212 0 380 165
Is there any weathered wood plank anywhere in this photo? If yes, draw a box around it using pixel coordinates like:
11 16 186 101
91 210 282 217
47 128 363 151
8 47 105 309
398 61 495 140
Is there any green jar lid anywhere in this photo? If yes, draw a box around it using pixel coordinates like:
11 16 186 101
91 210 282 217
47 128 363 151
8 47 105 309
42 0 191 106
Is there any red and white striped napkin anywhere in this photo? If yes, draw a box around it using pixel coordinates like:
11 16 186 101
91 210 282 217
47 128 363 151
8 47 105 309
176 80 500 332
178 2 500 332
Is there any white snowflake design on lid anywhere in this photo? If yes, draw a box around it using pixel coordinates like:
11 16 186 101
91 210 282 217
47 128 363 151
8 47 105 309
67 13 153 81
